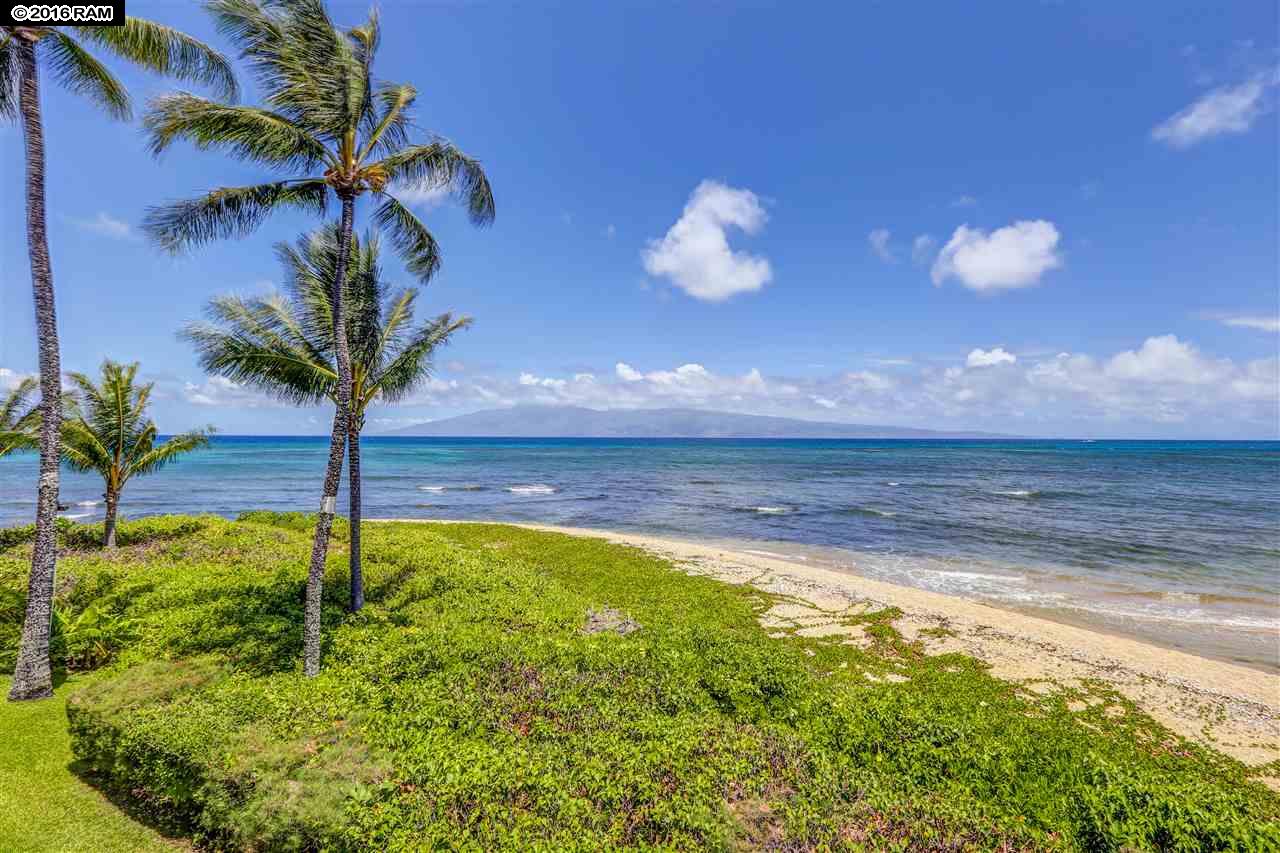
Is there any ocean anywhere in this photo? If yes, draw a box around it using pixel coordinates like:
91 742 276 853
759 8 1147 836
2 437 1277 669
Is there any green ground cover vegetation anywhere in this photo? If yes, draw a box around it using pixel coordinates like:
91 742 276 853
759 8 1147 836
1 514 1276 851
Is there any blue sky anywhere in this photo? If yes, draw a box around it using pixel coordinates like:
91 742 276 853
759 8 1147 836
2 0 1277 438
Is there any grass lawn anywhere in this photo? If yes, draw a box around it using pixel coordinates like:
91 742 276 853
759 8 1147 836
0 675 184 852
1 513 1277 850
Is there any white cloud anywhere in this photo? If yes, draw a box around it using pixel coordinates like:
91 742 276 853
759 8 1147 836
183 376 282 408
393 183 450 209
966 347 1017 368
1152 70 1278 148
0 367 33 392
1103 335 1228 384
911 234 935 265
364 334 1278 436
844 370 894 392
642 180 772 302
931 220 1062 292
868 228 895 263
1219 315 1280 333
75 212 133 240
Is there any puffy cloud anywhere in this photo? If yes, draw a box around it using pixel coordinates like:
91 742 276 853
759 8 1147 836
1152 70 1278 148
183 376 282 408
868 228 895 263
911 234 935 265
931 220 1062 291
966 347 1017 368
74 212 133 240
1103 335 1229 384
174 335 1278 437
0 367 33 391
642 180 772 302
1219 315 1280 333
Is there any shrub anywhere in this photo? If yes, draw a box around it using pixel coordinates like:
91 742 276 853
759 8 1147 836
1 516 1275 849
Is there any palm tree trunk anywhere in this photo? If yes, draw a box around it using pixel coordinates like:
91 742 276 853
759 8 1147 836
102 490 119 549
347 416 364 612
302 193 356 677
9 35 63 703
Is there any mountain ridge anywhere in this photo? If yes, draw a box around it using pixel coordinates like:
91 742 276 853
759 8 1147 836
383 405 1013 439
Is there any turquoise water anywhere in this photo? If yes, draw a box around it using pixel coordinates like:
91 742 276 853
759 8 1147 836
2 437 1277 668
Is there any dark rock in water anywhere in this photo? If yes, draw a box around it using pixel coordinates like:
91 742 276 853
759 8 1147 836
57 502 69 512
583 607 641 636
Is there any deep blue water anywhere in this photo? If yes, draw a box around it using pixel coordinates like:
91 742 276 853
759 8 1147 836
2 437 1278 667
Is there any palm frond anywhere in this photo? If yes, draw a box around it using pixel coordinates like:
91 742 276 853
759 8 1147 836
371 313 471 403
59 417 113 476
73 17 239 101
0 376 38 430
0 430 39 459
143 179 328 254
357 82 414 162
374 141 496 226
126 428 214 480
372 193 442 282
182 293 336 406
144 92 332 171
42 30 130 120
0 34 18 122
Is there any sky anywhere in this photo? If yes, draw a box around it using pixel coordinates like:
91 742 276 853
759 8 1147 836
1 0 1278 438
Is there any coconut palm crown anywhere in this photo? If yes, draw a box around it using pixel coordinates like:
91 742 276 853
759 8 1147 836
141 0 495 277
0 17 238 122
61 361 213 548
183 225 470 609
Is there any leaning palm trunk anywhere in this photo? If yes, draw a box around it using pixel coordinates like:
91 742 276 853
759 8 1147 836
9 37 62 702
302 195 357 677
347 416 364 612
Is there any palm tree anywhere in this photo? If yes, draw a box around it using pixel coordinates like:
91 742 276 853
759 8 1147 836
144 0 494 676
60 361 213 548
182 225 470 610
0 377 39 458
1 18 236 701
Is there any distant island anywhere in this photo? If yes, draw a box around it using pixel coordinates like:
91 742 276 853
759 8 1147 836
384 405 1012 439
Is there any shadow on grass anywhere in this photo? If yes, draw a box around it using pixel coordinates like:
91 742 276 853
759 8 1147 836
66 759 196 848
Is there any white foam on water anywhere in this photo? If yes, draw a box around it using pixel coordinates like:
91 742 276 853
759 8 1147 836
417 486 446 492
931 570 1027 584
742 548 808 561
751 506 790 514
507 485 556 495
994 489 1038 497
886 481 901 486
1071 601 1280 631
76 500 101 507
59 512 93 520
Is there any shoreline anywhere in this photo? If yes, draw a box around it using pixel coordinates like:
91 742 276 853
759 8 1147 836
378 518 1280 773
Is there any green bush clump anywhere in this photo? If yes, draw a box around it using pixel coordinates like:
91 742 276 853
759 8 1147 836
1 516 1276 850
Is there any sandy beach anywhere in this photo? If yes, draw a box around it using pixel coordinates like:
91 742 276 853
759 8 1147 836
384 519 1280 779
